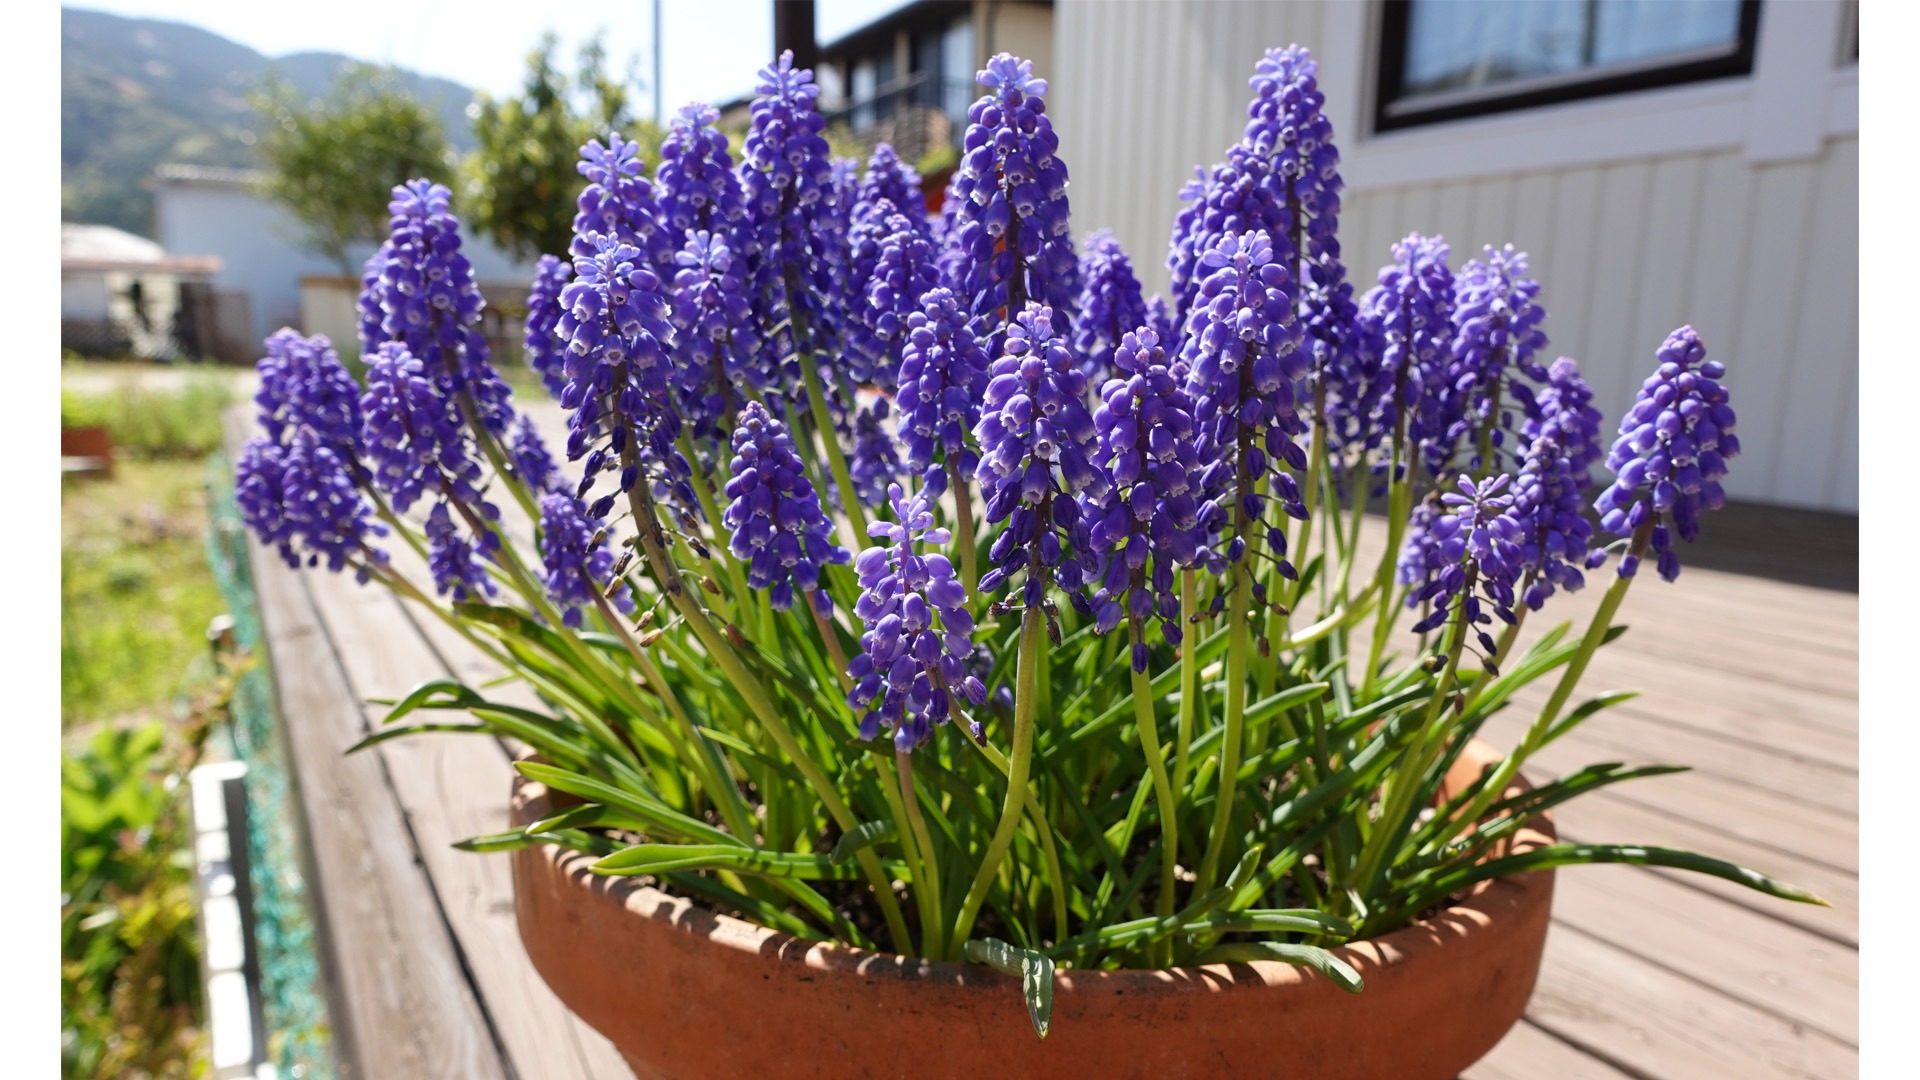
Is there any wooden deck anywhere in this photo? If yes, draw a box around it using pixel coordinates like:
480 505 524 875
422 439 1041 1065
235 403 1857 1079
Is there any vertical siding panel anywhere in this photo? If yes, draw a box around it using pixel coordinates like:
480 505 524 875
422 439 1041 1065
1467 175 1516 255
1827 348 1858 512
1729 159 1818 502
1581 162 1654 420
1433 180 1475 259
1678 150 1754 400
1507 173 1559 345
1629 155 1706 394
1351 187 1400 289
1397 184 1439 251
1542 169 1601 385
1777 138 1857 506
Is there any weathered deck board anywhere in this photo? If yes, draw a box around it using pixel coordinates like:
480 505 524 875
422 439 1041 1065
239 404 1857 1079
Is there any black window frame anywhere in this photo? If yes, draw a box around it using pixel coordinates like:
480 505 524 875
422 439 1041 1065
1373 0 1764 133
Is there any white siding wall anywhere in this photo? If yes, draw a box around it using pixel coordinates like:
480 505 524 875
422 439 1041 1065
1051 1 1858 512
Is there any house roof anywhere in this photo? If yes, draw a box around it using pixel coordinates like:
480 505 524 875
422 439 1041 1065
61 223 221 276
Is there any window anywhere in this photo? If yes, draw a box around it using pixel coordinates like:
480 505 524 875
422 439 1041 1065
1374 0 1763 131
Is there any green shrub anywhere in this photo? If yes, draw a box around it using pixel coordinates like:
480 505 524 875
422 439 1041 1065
60 374 235 459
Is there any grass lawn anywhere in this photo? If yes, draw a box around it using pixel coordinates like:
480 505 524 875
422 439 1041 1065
61 459 228 732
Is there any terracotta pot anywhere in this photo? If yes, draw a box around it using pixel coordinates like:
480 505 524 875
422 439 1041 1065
60 425 115 477
512 739 1554 1079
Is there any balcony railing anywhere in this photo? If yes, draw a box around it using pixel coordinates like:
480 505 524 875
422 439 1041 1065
822 73 979 158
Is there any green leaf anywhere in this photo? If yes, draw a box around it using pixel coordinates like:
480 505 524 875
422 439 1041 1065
1400 843 1830 922
346 721 488 753
1191 908 1356 938
1191 941 1364 993
380 678 482 725
590 843 866 880
514 761 739 847
828 820 897 866
1544 690 1641 747
963 938 1056 1040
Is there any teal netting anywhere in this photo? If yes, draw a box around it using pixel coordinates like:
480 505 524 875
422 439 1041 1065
205 454 338 1080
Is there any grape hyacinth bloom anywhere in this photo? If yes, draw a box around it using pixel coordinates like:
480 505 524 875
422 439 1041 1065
360 180 516 437
425 500 496 602
847 483 988 750
850 397 902 508
1523 356 1606 489
946 54 1076 339
1594 326 1738 582
653 102 751 244
740 52 839 337
973 303 1109 611
896 287 993 494
854 143 927 225
539 492 633 628
556 233 690 525
509 413 562 495
1401 474 1522 657
1357 232 1456 478
1085 328 1204 670
668 230 764 441
1507 433 1606 610
721 402 850 612
1181 231 1308 570
253 329 365 467
572 132 675 274
359 342 487 515
524 255 574 400
850 210 941 388
1071 231 1150 385
1441 245 1548 471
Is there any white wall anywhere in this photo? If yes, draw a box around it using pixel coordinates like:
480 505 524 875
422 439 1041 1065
61 273 112 321
1051 1 1859 513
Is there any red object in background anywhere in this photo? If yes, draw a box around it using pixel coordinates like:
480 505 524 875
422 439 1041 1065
62 426 115 478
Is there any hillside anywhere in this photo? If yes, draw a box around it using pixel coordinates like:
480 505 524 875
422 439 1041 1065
61 6 478 237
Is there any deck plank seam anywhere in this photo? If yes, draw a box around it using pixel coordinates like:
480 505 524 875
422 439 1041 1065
1603 708 1858 776
298 570 527 1080
1580 789 1857 877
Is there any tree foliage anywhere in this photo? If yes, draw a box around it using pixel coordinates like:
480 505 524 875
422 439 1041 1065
464 33 663 263
251 62 454 274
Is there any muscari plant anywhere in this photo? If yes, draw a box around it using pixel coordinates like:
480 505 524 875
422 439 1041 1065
235 46 1822 1039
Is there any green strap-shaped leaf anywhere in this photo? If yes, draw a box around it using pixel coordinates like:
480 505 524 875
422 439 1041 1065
1191 941 1364 993
828 820 897 866
964 937 1056 1040
590 843 873 880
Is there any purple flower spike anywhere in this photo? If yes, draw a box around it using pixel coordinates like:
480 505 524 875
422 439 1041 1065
573 132 675 274
1507 433 1606 610
722 401 850 612
557 230 690 523
855 143 927 224
1071 231 1150 385
1399 474 1523 657
525 255 574 400
539 492 632 629
973 303 1108 612
896 287 993 494
741 50 841 363
1356 233 1456 479
509 413 562 495
669 230 764 442
1523 356 1606 489
361 180 516 437
425 500 496 602
846 483 988 751
1593 326 1738 582
850 397 902 508
654 102 751 243
1442 245 1549 472
946 53 1076 343
1085 328 1205 668
253 329 364 468
360 342 485 514
1181 230 1309 569
849 210 941 389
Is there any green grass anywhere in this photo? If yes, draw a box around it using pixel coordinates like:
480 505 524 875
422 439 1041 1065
62 366 236 460
62 460 228 729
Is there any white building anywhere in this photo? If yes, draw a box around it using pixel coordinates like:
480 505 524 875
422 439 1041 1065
151 165 541 364
1049 1 1858 513
61 223 221 360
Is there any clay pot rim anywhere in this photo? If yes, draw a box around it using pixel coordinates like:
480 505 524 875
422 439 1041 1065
510 737 1555 993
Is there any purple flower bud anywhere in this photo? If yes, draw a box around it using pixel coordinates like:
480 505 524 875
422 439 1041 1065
1522 356 1606 490
539 492 632 629
896 287 992 493
1399 474 1523 650
1439 245 1549 473
524 254 574 400
1071 231 1149 385
722 401 850 612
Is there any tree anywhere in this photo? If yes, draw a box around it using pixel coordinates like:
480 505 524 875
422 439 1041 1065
251 63 454 275
464 33 662 262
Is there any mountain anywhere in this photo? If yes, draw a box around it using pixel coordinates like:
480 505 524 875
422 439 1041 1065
61 6 479 238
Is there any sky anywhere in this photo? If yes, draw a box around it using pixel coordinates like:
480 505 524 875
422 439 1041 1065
68 0 907 115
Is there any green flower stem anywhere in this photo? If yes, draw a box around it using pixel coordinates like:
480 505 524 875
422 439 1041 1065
1128 633 1180 967
1359 460 1414 701
950 606 1043 957
678 430 753 620
806 595 853 691
787 300 871 547
1174 569 1199 796
621 455 914 951
1443 523 1649 845
1194 561 1252 895
453 388 544 529
871 750 932 957
1348 593 1470 914
947 461 978 598
958 708 1070 945
897 750 944 959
